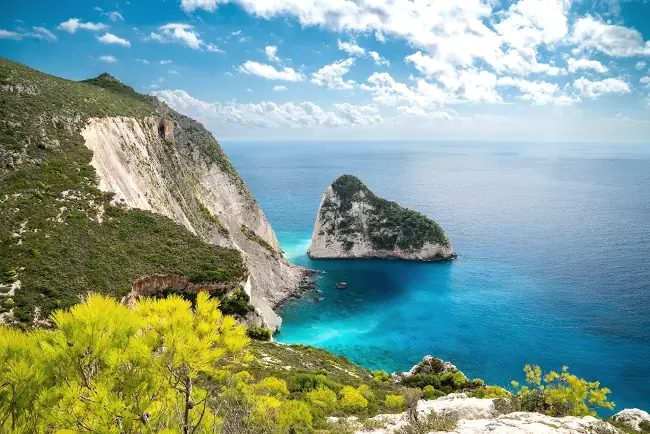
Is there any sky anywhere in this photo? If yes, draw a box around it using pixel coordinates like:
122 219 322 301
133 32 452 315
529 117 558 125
1 0 650 142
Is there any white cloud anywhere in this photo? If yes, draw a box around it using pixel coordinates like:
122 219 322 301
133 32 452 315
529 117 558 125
99 55 117 63
135 58 150 64
497 77 578 105
567 58 608 73
640 76 650 87
157 23 203 50
238 61 305 82
369 51 389 66
205 43 224 53
0 29 23 40
160 60 173 64
231 30 242 36
152 89 383 129
573 77 631 99
102 11 124 22
169 70 180 75
360 72 448 109
31 27 57 41
97 32 131 47
311 58 356 90
265 45 280 62
337 40 365 56
572 16 650 57
57 18 108 33
635 61 647 70
273 85 288 91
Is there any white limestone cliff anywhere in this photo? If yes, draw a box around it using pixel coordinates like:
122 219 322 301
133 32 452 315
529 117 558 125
308 176 456 261
81 109 305 330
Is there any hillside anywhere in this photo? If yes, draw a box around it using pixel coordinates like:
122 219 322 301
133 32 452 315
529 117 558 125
0 58 303 328
308 175 456 260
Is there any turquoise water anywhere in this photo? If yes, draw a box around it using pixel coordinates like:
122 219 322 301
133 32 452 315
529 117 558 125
222 140 650 413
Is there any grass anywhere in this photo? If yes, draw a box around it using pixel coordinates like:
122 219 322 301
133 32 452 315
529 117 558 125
0 57 248 323
241 224 276 255
323 174 449 251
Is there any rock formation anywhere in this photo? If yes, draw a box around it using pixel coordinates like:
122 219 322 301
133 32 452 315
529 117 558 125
332 393 623 433
80 103 305 330
308 175 456 260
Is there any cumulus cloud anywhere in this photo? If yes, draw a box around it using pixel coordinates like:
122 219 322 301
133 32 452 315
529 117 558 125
205 43 224 53
238 61 305 81
159 23 202 49
99 55 117 63
160 60 172 64
152 89 383 128
369 51 389 66
567 58 608 73
573 77 631 99
97 32 131 47
337 40 365 56
273 85 288 91
639 76 650 87
58 18 108 33
135 58 150 64
360 72 448 109
497 77 578 105
635 61 647 70
572 16 650 57
311 58 356 90
265 45 280 62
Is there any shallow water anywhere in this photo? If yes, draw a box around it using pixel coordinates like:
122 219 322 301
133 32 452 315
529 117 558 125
223 140 650 413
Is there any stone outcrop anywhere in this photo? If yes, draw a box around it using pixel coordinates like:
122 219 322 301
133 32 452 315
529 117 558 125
612 408 650 432
334 394 623 433
308 175 456 261
81 105 306 330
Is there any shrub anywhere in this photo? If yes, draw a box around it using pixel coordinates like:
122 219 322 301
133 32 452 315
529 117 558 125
396 410 457 433
373 370 391 383
255 377 289 398
291 373 326 393
402 373 441 390
220 288 254 317
474 386 510 399
385 394 405 411
306 387 338 414
511 365 615 417
278 400 313 431
440 371 467 389
339 386 368 413
422 385 446 400
358 384 375 400
247 327 272 341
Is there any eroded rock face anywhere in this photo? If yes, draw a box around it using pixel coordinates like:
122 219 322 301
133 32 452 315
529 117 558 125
81 108 306 330
613 408 650 432
308 175 456 261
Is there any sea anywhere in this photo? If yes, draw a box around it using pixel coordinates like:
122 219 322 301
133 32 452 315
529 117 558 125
221 140 650 414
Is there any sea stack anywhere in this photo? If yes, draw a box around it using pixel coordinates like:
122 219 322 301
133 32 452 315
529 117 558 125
307 175 456 261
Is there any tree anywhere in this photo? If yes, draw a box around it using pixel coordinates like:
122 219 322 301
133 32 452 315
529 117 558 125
338 386 368 413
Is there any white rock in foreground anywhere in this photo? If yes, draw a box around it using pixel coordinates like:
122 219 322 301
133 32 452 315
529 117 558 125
343 394 623 434
612 408 650 432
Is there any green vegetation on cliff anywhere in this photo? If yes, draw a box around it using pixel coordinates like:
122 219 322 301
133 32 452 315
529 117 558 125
0 58 247 323
323 174 449 251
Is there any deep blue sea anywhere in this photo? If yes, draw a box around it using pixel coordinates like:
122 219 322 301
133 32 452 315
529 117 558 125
222 140 650 413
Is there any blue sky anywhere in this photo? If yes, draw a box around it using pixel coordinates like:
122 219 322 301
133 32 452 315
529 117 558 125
2 0 649 141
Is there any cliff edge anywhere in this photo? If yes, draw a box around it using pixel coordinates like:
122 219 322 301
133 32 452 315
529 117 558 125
308 175 456 261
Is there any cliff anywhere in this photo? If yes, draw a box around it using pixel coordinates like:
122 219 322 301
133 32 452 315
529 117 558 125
308 175 456 260
0 58 303 329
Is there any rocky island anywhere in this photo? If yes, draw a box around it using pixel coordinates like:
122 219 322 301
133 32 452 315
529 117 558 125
308 175 456 261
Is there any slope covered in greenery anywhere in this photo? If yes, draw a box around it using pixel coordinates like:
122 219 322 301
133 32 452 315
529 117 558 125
0 58 247 323
324 174 450 251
